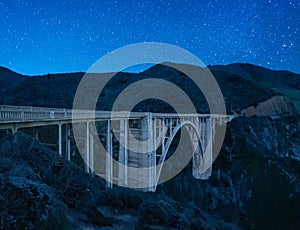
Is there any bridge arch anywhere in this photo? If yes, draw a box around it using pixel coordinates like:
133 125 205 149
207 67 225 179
155 120 203 189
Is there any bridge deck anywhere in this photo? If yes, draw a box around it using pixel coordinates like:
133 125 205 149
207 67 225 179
0 105 232 124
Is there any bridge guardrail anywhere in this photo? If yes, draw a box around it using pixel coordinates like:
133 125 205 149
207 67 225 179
0 105 73 121
0 105 235 123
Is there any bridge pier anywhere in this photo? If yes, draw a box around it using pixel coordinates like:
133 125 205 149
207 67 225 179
134 114 156 191
66 124 71 161
118 119 129 187
85 122 90 173
12 124 18 135
117 114 156 191
106 120 113 189
192 117 213 179
35 128 39 141
147 114 156 192
58 123 62 156
89 125 94 173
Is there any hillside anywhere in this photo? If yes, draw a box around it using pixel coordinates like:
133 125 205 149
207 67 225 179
0 63 298 116
0 66 26 91
0 63 299 229
210 63 300 111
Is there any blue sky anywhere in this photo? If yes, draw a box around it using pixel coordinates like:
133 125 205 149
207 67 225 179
0 0 299 75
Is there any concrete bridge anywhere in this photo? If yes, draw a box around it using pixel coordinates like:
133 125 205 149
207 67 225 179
0 105 233 191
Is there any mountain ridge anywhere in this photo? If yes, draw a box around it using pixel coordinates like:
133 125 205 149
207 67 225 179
0 63 299 113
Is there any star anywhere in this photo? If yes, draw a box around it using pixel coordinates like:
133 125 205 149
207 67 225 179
0 0 298 75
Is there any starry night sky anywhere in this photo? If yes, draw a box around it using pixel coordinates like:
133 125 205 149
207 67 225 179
0 0 299 75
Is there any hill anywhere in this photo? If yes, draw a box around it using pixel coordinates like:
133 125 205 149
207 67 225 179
0 66 26 91
210 63 300 111
0 63 298 115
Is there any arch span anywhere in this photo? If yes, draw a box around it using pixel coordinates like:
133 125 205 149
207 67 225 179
155 121 203 189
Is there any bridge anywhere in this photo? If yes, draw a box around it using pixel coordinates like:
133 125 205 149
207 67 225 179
0 105 233 191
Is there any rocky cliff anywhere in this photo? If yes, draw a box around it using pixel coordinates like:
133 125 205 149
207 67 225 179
240 95 297 117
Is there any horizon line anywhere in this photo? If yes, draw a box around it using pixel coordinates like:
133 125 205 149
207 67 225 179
1 61 299 76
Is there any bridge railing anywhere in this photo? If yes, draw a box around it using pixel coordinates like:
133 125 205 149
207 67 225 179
0 105 235 123
0 105 73 121
0 105 147 122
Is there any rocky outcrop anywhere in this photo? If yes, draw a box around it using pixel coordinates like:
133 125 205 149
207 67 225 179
0 132 112 229
240 95 297 117
156 115 300 229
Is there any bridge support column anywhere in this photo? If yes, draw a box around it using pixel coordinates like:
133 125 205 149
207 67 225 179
148 116 156 192
83 122 95 174
66 124 71 161
204 117 213 177
192 117 213 179
35 128 39 141
85 122 90 173
58 123 62 156
89 123 94 173
162 119 165 158
12 124 18 135
141 113 156 192
118 119 128 187
106 120 113 189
